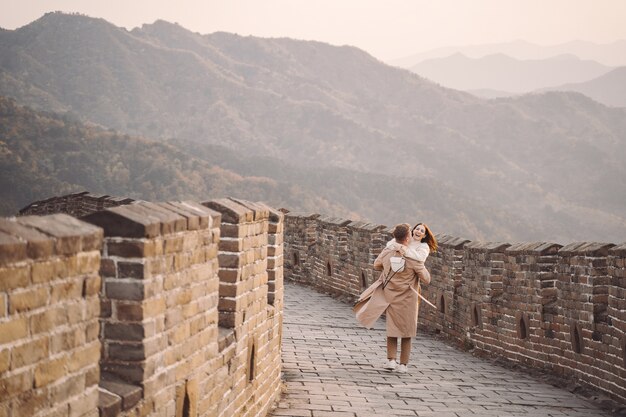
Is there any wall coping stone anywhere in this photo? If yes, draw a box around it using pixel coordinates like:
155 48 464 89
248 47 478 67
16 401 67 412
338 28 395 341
318 216 352 227
284 211 320 220
505 242 563 255
0 218 55 259
465 241 511 252
83 205 162 238
161 202 211 230
609 242 626 256
16 213 103 254
346 221 387 232
229 198 270 222
436 234 471 249
558 242 615 256
203 198 253 224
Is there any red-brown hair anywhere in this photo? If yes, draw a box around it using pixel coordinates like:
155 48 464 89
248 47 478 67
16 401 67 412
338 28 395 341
412 223 438 252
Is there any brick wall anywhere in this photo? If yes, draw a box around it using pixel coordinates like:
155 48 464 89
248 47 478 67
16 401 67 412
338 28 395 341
1 197 284 417
0 214 103 416
283 212 387 299
283 213 626 404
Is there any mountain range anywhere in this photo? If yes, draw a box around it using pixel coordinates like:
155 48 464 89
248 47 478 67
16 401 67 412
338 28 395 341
409 53 613 94
1 12 625 243
390 39 626 68
539 67 626 108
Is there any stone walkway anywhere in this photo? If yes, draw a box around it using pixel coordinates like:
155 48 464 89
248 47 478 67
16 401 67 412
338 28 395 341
270 282 613 417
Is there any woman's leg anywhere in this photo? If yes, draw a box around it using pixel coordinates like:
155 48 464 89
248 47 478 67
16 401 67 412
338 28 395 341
386 337 397 360
399 337 412 364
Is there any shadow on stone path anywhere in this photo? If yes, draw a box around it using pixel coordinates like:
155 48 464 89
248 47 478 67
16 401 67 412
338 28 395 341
270 282 612 417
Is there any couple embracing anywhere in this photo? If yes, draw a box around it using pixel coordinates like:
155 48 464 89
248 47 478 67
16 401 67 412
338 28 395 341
354 222 437 373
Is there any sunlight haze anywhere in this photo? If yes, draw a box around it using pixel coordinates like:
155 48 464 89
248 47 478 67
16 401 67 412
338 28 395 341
1 0 625 60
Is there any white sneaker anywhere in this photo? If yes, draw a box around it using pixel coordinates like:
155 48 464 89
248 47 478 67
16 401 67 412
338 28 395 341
397 364 408 373
384 359 397 370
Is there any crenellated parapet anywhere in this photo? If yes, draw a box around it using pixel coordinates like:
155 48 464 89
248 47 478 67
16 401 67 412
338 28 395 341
18 191 135 218
1 198 284 417
283 213 626 404
283 211 387 299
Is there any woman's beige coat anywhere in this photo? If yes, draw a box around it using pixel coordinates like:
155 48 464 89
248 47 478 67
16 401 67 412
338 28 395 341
354 246 430 337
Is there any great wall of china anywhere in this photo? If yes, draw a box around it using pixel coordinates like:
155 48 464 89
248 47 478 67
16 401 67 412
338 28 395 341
1 192 625 415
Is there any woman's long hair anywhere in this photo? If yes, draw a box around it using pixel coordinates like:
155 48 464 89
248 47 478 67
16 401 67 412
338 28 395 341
412 223 438 253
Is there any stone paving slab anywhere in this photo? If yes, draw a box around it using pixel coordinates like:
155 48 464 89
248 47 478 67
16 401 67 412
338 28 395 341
271 282 614 417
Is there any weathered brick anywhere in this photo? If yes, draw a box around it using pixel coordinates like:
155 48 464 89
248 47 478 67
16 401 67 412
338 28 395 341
83 275 101 296
0 317 28 343
50 372 86 403
68 387 98 417
67 342 100 372
0 231 27 265
0 265 30 291
108 342 145 361
116 302 143 321
10 387 49 416
34 356 67 387
105 280 144 301
100 258 117 278
10 337 49 369
77 251 100 274
0 348 9 373
30 306 67 334
117 261 146 279
0 369 32 400
50 279 82 303
104 322 146 341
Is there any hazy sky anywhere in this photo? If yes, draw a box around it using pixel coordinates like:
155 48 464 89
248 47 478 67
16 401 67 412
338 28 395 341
2 0 625 60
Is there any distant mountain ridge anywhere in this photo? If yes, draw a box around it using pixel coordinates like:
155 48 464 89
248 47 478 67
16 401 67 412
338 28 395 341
539 67 626 108
390 39 626 68
409 53 613 93
1 12 626 243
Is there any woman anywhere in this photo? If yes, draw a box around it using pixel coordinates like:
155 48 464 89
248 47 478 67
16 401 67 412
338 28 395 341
387 222 438 262
354 223 437 373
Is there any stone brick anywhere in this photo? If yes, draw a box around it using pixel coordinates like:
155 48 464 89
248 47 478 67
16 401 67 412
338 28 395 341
0 316 28 343
11 337 49 369
99 378 142 411
0 348 9 373
117 261 146 279
0 265 30 291
11 388 50 416
68 342 100 372
30 306 67 335
0 368 32 399
100 258 117 278
34 356 66 387
50 279 83 303
68 387 98 417
108 341 146 361
98 388 122 417
77 251 100 274
31 258 69 284
0 231 27 265
83 275 101 296
50 373 86 403
105 280 144 301
104 322 146 341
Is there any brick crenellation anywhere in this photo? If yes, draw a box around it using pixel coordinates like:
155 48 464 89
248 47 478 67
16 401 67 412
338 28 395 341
1 197 284 417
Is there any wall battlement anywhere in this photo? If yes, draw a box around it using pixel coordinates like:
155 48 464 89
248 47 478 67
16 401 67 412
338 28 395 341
1 198 284 417
282 212 626 404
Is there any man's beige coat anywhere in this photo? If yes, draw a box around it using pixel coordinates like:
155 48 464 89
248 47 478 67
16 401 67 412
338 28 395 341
354 246 430 337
